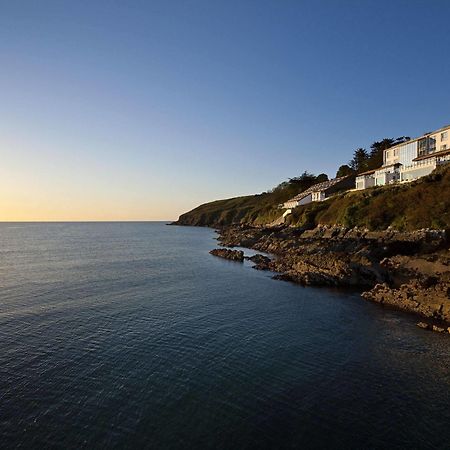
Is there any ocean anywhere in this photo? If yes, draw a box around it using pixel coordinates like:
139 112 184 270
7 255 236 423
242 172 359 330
0 222 449 449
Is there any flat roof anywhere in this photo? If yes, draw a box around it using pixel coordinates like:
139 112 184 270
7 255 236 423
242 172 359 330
384 124 450 152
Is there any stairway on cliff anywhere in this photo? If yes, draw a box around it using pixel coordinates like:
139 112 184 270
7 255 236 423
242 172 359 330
267 209 292 227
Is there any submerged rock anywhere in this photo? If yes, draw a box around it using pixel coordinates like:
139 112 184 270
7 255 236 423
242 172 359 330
416 321 450 334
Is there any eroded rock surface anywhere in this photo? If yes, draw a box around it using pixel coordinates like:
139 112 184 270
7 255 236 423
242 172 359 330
215 225 450 327
244 254 272 270
209 248 244 262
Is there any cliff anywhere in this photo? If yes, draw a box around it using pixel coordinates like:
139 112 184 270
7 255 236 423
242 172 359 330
173 165 450 231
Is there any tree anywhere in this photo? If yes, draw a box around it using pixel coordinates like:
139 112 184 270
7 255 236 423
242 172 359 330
336 164 354 178
270 171 316 196
367 136 411 169
349 148 369 173
288 171 317 188
269 170 328 204
316 173 329 183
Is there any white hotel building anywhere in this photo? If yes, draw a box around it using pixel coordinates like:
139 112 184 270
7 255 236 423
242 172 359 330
355 124 450 190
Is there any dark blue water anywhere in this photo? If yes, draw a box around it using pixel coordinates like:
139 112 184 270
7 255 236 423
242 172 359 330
0 222 449 449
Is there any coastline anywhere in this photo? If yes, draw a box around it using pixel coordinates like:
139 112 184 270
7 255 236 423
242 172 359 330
203 224 450 332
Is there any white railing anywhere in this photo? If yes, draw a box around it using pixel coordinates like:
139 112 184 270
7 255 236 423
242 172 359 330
400 158 436 172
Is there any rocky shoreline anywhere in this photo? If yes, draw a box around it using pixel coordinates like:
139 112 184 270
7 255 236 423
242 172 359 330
211 224 450 333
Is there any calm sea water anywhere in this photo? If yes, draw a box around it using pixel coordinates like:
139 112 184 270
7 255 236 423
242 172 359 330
0 222 449 449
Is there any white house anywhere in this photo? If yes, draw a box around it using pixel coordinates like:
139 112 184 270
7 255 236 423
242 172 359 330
283 176 355 209
283 192 312 209
355 124 450 190
402 147 450 181
355 169 375 190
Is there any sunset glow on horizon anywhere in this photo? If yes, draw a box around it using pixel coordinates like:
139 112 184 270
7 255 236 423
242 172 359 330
1 1 449 221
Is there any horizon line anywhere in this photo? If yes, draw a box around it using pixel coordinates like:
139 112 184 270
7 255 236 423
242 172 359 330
0 220 175 223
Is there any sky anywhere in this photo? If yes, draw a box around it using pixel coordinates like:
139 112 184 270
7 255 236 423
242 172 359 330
0 0 449 221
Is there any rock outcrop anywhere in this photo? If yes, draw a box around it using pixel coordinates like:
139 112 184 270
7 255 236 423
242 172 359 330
209 248 244 262
362 281 450 323
361 251 450 325
245 254 272 270
215 225 450 327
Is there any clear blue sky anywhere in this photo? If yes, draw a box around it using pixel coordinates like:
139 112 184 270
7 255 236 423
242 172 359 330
1 0 449 220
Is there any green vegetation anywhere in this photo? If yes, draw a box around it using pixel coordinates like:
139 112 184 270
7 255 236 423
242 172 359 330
175 165 450 231
175 127 449 231
335 137 411 178
286 165 450 231
347 136 410 174
175 172 326 227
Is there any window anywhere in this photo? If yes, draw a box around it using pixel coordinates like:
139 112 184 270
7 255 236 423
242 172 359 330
430 136 436 151
441 131 448 141
441 144 447 151
418 138 427 156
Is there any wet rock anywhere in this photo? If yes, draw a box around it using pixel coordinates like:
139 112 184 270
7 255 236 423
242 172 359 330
214 225 450 326
272 273 295 283
245 254 272 270
209 248 244 262
416 322 429 329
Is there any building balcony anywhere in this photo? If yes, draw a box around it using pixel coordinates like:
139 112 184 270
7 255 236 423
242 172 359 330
401 158 438 173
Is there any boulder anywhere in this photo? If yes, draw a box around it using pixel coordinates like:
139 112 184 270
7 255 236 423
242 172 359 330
209 248 244 262
245 254 272 270
246 253 271 264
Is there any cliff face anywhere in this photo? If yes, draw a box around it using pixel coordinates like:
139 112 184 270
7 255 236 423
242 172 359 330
174 165 450 231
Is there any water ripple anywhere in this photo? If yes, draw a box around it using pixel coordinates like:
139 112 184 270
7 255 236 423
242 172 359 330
0 223 448 449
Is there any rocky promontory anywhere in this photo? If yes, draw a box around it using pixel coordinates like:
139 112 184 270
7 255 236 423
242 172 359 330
215 224 450 331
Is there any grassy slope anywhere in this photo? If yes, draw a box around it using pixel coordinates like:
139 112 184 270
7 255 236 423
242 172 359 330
286 165 450 231
175 193 284 227
175 165 450 231
174 177 321 227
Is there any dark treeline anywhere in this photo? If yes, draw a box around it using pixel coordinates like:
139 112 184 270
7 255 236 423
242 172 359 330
273 136 412 195
268 135 412 202
269 171 329 203
336 136 410 177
